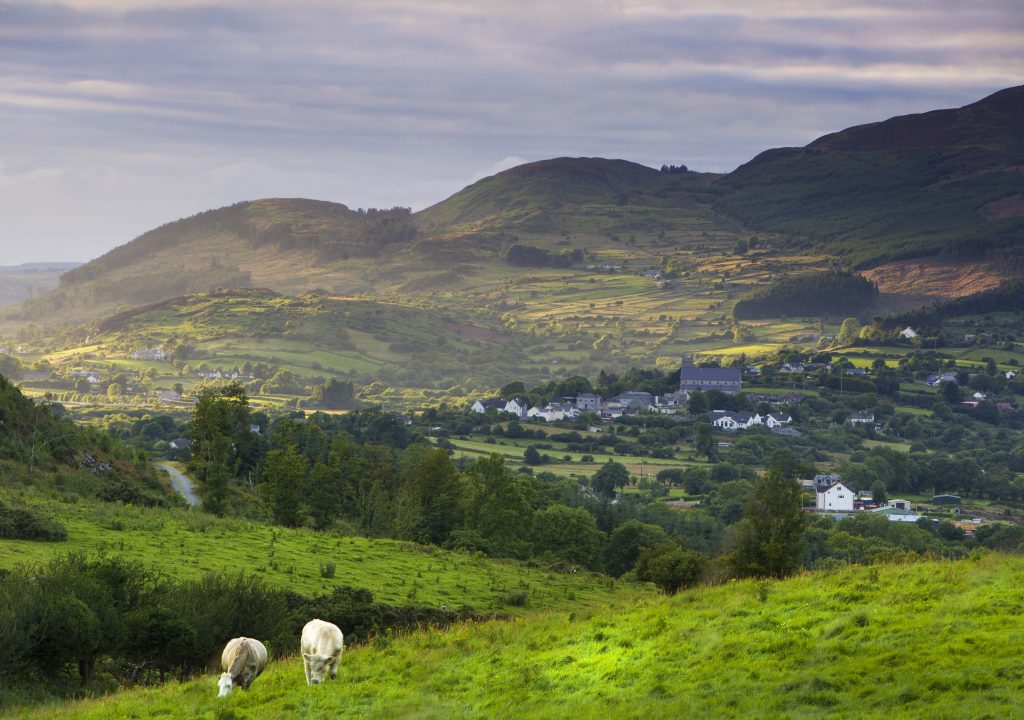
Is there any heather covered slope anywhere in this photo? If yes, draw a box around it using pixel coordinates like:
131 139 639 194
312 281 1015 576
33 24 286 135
717 85 1024 267
12 554 1023 719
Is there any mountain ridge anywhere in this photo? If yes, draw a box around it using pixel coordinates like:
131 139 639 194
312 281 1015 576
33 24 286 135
9 85 1024 327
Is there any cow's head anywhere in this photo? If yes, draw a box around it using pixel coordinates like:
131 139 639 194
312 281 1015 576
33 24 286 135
218 672 234 697
303 653 333 684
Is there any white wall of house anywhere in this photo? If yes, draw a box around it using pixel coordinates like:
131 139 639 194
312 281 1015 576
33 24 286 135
816 482 855 511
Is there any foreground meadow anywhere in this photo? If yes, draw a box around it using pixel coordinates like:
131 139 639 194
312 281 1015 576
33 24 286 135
12 553 1023 720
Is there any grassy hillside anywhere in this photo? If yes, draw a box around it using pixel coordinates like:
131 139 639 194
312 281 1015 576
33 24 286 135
0 374 169 506
417 157 721 236
717 85 1024 267
13 553 1023 719
0 495 625 613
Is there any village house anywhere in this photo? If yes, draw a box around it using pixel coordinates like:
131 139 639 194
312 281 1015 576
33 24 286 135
600 402 625 420
849 412 875 424
130 347 169 361
156 389 182 403
503 397 530 419
679 357 741 393
763 412 793 428
527 402 579 422
711 411 754 431
899 327 918 339
470 398 505 413
610 391 655 410
812 474 842 493
653 390 687 414
926 372 958 387
575 392 602 412
710 410 792 431
816 481 855 511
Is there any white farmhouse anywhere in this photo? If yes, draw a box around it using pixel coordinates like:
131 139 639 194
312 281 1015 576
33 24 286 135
899 327 918 339
471 398 505 413
763 412 793 428
503 398 530 419
816 481 855 511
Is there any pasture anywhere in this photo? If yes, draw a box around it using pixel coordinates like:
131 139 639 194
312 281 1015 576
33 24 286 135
0 495 629 613
11 553 1023 719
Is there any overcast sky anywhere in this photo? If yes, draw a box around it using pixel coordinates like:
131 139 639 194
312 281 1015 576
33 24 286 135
1 0 1022 265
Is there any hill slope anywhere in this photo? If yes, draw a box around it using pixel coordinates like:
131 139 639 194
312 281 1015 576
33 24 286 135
717 85 1024 267
0 374 168 505
417 157 719 235
13 554 1023 719
13 158 736 325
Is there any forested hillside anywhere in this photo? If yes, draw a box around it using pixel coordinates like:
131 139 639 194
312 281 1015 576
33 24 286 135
732 270 878 319
717 85 1024 267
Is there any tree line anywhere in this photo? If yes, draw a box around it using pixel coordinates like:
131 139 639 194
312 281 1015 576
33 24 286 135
733 270 878 320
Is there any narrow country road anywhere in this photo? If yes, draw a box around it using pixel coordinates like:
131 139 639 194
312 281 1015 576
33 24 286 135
157 462 201 506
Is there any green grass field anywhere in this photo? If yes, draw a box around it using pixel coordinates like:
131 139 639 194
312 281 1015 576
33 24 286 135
12 553 1023 719
0 495 627 614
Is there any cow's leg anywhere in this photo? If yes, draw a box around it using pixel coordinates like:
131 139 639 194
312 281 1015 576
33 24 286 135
304 658 312 686
330 657 339 679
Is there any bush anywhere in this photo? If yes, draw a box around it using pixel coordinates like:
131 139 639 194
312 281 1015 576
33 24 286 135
0 500 67 541
636 544 706 594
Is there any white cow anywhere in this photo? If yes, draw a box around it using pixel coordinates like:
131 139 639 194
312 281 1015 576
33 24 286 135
218 637 268 697
301 618 344 686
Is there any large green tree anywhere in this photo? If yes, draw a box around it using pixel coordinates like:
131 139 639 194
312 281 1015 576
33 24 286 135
694 421 718 463
732 468 805 578
591 460 629 498
532 504 605 570
460 454 533 558
394 445 462 545
307 461 343 530
187 384 261 510
604 519 670 577
261 445 307 527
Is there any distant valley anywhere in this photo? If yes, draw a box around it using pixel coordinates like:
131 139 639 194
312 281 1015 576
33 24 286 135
0 262 81 307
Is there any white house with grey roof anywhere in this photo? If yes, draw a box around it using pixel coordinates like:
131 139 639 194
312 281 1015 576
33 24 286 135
816 481 855 511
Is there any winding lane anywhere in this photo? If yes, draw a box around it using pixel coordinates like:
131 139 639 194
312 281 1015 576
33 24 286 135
157 462 201 506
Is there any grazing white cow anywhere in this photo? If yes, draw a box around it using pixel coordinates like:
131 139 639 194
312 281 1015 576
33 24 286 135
218 637 268 697
301 619 344 686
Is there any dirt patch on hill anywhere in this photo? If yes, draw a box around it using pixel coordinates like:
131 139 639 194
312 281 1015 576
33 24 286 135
441 320 512 343
982 194 1024 219
863 259 1004 301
